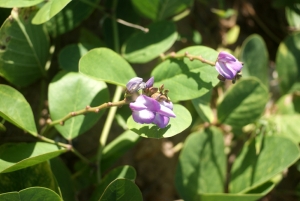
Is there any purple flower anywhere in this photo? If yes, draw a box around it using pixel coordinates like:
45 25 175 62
126 77 144 92
145 77 154 88
129 95 176 128
215 51 243 80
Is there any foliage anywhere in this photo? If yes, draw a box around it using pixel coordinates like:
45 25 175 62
0 0 300 201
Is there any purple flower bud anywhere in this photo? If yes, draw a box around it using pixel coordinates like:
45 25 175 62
145 77 154 88
215 51 243 80
129 95 175 128
126 77 144 92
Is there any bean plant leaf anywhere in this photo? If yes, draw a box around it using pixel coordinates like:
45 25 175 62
122 21 178 63
240 34 269 87
0 0 43 8
0 187 62 201
175 127 226 201
286 5 300 30
270 114 300 144
198 181 274 201
90 166 136 201
79 48 136 86
48 71 109 140
276 32 300 94
32 0 71 25
131 0 193 20
45 0 100 36
0 142 67 173
0 162 60 194
99 178 142 201
50 157 75 201
0 84 37 136
217 78 268 128
151 46 219 102
101 130 140 171
0 7 49 87
127 104 192 138
230 136 300 193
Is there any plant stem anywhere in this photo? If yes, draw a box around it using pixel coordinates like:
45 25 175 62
162 52 216 66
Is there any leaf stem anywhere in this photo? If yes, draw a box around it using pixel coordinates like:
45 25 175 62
162 51 216 66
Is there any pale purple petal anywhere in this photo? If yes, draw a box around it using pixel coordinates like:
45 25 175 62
142 95 160 112
156 103 176 117
218 51 237 62
145 77 154 88
215 61 235 80
130 101 147 111
160 101 173 110
126 77 143 92
132 110 155 124
153 114 170 128
226 61 243 72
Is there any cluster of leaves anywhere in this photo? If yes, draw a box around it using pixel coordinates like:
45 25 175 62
0 0 300 201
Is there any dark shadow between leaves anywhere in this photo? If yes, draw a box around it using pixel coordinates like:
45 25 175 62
131 124 171 139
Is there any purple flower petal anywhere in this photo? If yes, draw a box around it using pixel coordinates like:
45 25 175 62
156 102 176 117
126 77 143 92
132 110 155 124
153 114 170 128
218 51 237 62
145 77 154 88
216 61 235 79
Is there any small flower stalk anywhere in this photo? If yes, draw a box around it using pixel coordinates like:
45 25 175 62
126 77 176 128
215 51 243 83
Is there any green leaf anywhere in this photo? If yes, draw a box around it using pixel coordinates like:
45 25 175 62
230 136 300 193
48 71 109 140
58 43 92 72
50 157 75 201
79 48 136 86
131 0 193 20
276 32 300 94
127 104 192 138
0 187 62 201
240 34 269 87
0 142 66 173
99 178 142 201
198 182 274 201
0 0 43 8
226 25 240 45
270 114 300 144
0 84 37 136
122 21 178 63
101 130 140 171
0 162 60 194
90 166 136 201
175 127 226 201
0 8 49 87
151 46 219 102
192 90 214 123
32 0 71 24
217 78 268 128
274 94 298 114
286 5 300 30
45 0 100 36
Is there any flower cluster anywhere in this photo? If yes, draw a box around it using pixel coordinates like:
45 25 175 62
126 77 176 128
215 51 243 83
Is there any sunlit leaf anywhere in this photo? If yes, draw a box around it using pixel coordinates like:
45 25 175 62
0 84 37 136
0 0 43 8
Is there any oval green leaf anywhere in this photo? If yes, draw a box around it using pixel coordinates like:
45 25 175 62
131 0 193 20
122 21 178 63
90 165 136 201
0 187 62 201
79 48 136 86
151 46 219 102
175 127 226 201
48 71 109 140
0 8 49 87
0 0 43 8
99 178 142 201
32 0 71 25
0 142 67 173
240 34 269 87
230 136 300 193
276 32 300 94
127 104 192 138
0 84 37 136
217 78 268 128
192 90 214 123
0 162 60 194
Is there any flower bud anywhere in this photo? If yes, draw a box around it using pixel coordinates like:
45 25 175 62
126 77 144 93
